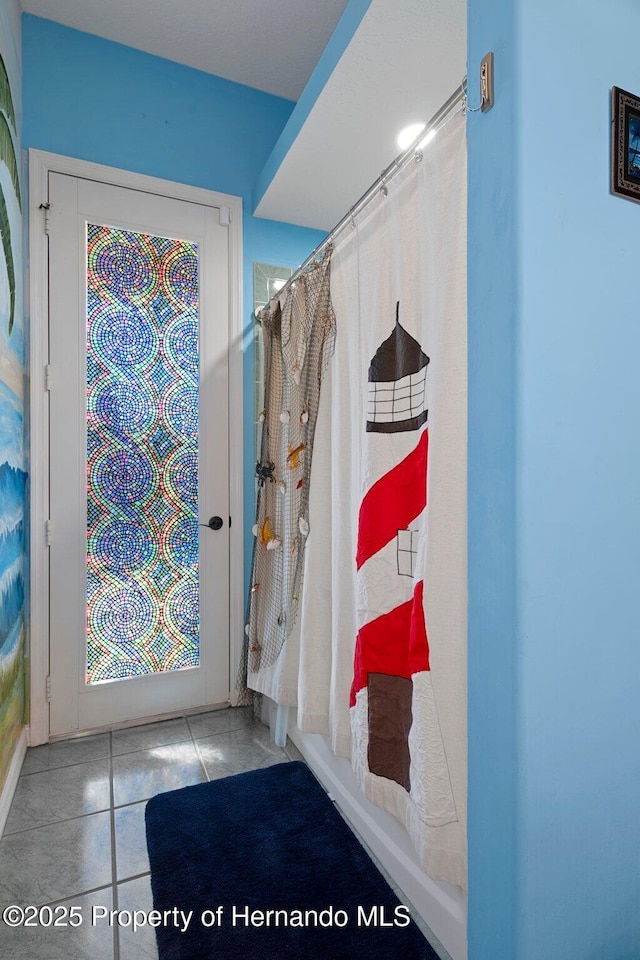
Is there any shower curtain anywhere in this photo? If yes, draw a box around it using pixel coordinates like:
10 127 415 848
249 112 467 888
299 113 466 888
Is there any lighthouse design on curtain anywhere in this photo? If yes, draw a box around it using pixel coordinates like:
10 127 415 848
350 302 457 827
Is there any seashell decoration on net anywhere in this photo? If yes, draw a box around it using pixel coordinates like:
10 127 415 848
240 248 336 693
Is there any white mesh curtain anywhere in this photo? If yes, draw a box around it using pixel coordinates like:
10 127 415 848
244 251 335 705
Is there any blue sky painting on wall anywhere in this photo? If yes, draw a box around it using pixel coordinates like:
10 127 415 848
0 0 26 791
0 284 27 781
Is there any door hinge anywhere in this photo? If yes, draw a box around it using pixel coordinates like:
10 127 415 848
44 364 52 391
39 202 51 235
45 519 53 547
219 206 231 226
46 676 51 702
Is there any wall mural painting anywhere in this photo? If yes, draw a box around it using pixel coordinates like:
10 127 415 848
0 20 26 795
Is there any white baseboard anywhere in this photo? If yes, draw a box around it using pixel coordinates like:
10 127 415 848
289 727 467 960
0 727 27 837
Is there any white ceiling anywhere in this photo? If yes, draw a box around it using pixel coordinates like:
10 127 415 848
21 0 350 100
22 0 467 231
255 0 466 230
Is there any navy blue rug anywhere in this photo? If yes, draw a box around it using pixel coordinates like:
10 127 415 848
145 761 440 960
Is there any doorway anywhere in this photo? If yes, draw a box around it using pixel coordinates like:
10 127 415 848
28 153 244 742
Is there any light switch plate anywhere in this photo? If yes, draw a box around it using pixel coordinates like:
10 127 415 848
480 52 494 112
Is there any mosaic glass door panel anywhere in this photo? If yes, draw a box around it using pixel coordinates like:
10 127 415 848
86 224 199 683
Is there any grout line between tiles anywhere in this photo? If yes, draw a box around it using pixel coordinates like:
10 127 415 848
116 870 151 887
110 718 257 755
189 725 253 741
111 736 194 759
188 715 211 783
186 715 254 736
113 797 151 812
20 753 112 777
2 806 113 838
41 882 115 909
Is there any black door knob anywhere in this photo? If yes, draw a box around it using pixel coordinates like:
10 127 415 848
208 516 224 531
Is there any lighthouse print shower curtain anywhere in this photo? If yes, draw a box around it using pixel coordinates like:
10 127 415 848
297 114 467 887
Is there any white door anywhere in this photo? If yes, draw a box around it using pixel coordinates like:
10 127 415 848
47 173 230 736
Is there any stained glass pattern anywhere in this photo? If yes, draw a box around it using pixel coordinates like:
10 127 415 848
86 224 200 684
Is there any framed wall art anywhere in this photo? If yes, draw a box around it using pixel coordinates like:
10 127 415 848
612 86 640 203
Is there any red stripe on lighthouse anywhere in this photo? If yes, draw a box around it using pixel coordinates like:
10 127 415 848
350 580 430 706
409 580 429 675
355 429 428 571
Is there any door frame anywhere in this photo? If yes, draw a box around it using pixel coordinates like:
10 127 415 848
28 149 244 745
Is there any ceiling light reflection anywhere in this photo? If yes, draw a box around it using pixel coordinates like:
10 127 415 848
396 122 426 152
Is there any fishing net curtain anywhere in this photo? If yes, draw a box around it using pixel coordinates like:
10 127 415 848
239 249 335 699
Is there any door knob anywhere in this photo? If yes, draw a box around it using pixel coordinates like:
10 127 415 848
208 516 224 531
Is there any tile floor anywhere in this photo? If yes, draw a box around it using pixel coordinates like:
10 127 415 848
0 707 450 960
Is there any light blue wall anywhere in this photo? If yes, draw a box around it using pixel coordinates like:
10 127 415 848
22 14 325 603
466 1 519 956
517 2 640 957
468 1 640 957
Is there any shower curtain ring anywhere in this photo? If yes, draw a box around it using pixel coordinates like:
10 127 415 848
462 75 482 113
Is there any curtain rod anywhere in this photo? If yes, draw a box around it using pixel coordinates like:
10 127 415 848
257 80 466 316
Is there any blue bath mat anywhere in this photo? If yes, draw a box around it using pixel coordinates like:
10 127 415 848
145 761 440 959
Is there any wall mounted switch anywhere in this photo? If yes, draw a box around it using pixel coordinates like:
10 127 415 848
481 52 494 112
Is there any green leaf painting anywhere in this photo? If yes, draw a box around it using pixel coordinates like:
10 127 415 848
0 52 20 335
0 114 20 208
0 189 14 332
0 53 16 131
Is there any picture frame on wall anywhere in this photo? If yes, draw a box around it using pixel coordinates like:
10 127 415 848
612 86 640 203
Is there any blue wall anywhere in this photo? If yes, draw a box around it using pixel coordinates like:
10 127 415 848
468 0 640 957
22 14 325 604
466 0 519 956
